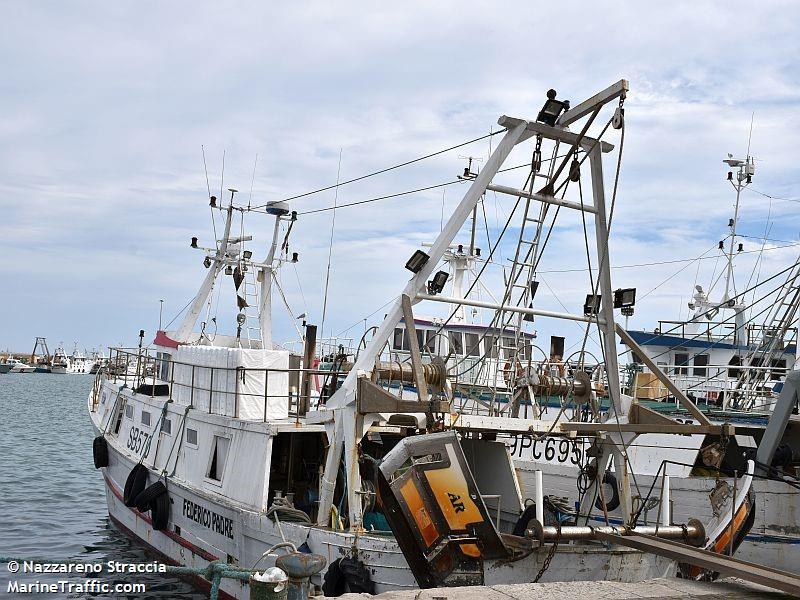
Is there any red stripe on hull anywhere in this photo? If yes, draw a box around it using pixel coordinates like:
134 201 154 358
102 473 220 563
108 513 237 600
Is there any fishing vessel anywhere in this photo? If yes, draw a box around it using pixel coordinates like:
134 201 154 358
52 344 96 374
30 336 52 373
88 80 755 599
503 147 800 573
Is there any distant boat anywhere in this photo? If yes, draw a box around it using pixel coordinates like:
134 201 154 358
51 344 95 374
2 358 35 373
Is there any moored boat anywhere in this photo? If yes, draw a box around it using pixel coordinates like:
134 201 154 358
87 80 757 598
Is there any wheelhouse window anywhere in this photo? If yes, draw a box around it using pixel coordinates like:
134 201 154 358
465 333 480 357
502 336 516 359
207 435 231 482
393 328 407 351
161 418 172 435
485 334 499 358
728 355 741 378
157 352 172 381
448 331 463 355
693 354 709 377
141 410 151 426
416 329 436 353
125 404 134 419
674 353 689 376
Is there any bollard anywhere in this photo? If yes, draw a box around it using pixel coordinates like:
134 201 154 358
250 567 288 600
275 552 327 600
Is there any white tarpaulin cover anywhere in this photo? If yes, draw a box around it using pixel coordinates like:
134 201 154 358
172 346 289 420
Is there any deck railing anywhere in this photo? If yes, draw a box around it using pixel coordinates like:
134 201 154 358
99 347 346 420
624 361 790 410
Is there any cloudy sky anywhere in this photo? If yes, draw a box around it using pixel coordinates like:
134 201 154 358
2 1 800 359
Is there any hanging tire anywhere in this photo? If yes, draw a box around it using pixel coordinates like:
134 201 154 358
150 490 170 531
133 481 167 512
594 471 620 513
322 558 346 597
93 436 109 468
339 557 375 594
123 464 149 507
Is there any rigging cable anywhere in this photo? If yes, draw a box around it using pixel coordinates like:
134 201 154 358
320 149 343 346
248 131 503 210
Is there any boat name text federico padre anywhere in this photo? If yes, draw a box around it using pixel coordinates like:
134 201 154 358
182 499 234 539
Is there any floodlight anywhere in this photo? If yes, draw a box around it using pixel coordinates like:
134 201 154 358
203 256 211 268
225 265 233 275
536 89 569 127
209 196 217 207
191 237 198 248
583 294 602 316
427 271 449 295
405 249 430 274
243 250 253 260
613 288 636 309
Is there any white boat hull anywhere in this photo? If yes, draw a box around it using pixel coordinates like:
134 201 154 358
514 459 799 574
89 381 673 599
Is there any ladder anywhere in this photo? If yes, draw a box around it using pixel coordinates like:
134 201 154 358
735 257 800 409
241 242 263 349
491 138 554 416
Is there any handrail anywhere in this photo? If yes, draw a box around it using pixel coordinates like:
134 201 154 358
103 347 348 419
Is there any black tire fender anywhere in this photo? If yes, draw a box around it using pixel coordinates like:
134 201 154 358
594 471 621 513
133 481 167 512
339 557 375 594
322 558 346 597
150 490 170 531
123 464 149 507
93 436 109 469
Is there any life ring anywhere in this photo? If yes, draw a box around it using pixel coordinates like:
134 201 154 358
322 557 375 596
594 471 620 513
93 436 109 468
123 464 149 507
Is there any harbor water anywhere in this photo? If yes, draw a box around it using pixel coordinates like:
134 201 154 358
0 373 204 598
